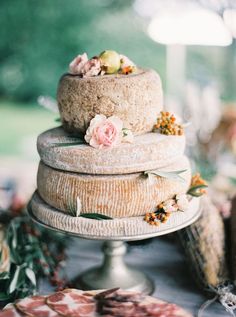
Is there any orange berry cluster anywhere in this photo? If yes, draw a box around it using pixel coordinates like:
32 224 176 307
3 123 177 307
153 111 184 136
144 205 171 226
144 212 159 226
121 66 135 75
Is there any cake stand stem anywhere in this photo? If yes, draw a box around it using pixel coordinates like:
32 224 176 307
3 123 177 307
76 240 154 294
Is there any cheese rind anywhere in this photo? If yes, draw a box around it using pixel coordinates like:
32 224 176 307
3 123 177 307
37 157 191 218
30 191 200 239
37 127 186 175
57 69 163 135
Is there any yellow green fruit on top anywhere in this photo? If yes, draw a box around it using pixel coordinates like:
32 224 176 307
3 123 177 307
99 50 121 74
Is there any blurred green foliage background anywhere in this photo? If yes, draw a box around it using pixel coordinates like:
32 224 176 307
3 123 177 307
0 0 235 158
1 0 235 102
0 0 166 102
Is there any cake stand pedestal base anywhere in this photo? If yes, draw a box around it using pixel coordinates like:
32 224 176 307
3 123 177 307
75 241 153 294
28 192 202 295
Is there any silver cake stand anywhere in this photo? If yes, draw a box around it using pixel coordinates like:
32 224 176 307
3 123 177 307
28 192 202 295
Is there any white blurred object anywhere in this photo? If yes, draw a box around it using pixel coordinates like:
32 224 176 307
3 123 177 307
217 159 236 179
147 6 232 46
37 95 59 113
135 0 232 115
185 81 222 145
134 0 172 18
224 9 236 38
166 45 186 103
164 96 182 118
210 172 236 219
199 85 222 140
0 158 37 205
211 173 236 195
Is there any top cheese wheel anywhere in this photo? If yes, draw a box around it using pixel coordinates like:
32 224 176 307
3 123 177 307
57 68 163 136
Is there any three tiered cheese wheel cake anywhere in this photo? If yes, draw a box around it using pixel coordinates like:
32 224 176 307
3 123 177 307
31 50 201 229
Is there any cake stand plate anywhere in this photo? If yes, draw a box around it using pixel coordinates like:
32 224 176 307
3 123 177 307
28 192 202 294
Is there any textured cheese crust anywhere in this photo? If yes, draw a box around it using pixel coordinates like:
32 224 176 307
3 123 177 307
37 127 186 175
30 191 200 239
37 157 191 218
57 68 163 135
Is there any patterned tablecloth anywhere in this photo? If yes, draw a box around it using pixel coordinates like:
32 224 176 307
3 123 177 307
39 235 229 317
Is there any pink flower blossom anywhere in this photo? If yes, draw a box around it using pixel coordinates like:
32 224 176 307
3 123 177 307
81 58 101 77
85 115 123 148
69 53 88 75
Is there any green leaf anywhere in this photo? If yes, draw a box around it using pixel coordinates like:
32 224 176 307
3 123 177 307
144 169 187 183
52 140 85 147
7 222 21 264
0 272 10 280
122 128 129 136
8 266 20 294
80 213 113 220
187 184 208 197
25 268 36 286
11 225 17 249
54 117 61 122
1 216 70 300
16 266 28 289
0 292 11 301
68 200 77 217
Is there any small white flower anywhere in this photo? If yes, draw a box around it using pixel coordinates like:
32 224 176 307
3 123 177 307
163 199 178 213
176 194 189 211
76 196 82 217
122 128 134 144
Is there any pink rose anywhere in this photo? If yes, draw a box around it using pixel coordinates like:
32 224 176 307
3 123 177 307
69 53 88 75
85 115 123 148
82 58 101 77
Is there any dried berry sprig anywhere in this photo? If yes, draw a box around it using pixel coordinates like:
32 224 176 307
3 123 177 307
144 212 160 226
191 173 207 187
153 111 184 136
120 65 136 75
144 205 171 226
187 173 208 197
144 194 190 226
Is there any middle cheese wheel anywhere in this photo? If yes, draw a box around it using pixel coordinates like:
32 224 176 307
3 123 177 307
37 127 186 175
37 157 191 218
